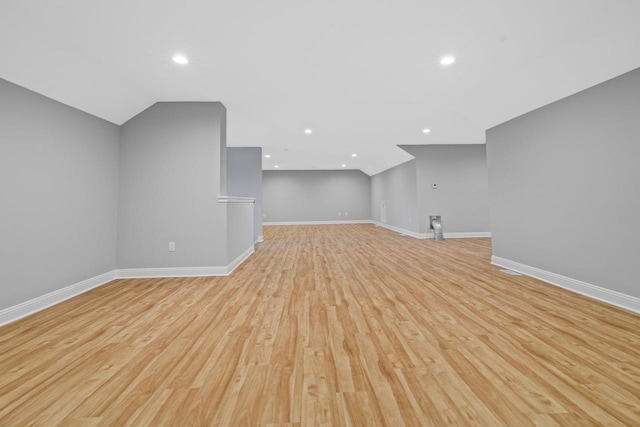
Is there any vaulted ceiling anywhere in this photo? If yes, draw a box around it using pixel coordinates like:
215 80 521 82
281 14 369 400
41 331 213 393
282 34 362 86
2 0 639 175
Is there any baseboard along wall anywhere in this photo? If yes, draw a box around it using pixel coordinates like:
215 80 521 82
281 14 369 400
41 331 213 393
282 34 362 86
0 246 255 327
0 270 118 327
372 221 491 240
263 220 371 226
492 256 640 314
263 219 491 240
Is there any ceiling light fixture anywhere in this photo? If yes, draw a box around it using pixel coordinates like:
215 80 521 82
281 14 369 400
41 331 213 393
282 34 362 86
274 165 279 168
341 164 346 168
265 154 271 158
172 55 189 64
440 56 455 65
422 128 431 134
304 129 313 134
352 153 357 157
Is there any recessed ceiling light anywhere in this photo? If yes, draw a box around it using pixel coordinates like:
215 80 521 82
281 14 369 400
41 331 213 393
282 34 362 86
304 129 313 134
352 153 358 157
422 128 431 134
265 154 271 158
341 164 346 168
172 55 189 65
440 56 455 65
274 165 279 168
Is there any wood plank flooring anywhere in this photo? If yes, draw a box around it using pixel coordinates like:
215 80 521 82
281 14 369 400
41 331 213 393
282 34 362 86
1 224 639 426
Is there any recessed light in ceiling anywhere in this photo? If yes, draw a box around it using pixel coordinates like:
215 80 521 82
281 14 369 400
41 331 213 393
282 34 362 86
274 165 279 168
341 164 346 168
304 129 313 134
352 153 358 157
422 128 431 134
265 154 271 158
172 55 189 65
440 56 455 65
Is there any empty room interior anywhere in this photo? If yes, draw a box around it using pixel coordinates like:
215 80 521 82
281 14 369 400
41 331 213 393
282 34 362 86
1 1 639 426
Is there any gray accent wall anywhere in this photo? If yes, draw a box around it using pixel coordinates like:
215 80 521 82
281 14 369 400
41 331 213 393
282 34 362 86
401 145 490 234
262 170 371 222
487 67 640 298
370 160 419 232
0 79 120 310
118 102 228 268
227 147 263 242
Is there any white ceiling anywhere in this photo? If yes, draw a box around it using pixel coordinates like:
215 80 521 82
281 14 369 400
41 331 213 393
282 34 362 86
1 1 639 175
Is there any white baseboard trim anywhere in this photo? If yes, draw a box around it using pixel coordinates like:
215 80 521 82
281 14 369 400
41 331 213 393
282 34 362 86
264 220 371 226
0 246 257 327
443 231 492 238
491 256 640 314
226 245 256 275
372 221 427 239
116 266 228 278
373 222 491 240
256 235 264 243
0 270 118 327
117 245 255 279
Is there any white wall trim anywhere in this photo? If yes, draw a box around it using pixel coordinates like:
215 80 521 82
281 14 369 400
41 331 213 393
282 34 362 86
264 220 372 226
0 246 257 326
117 245 255 279
116 266 228 278
226 245 255 275
442 231 492 238
491 256 640 314
217 196 255 203
373 222 491 240
0 270 118 327
372 221 428 239
256 235 264 243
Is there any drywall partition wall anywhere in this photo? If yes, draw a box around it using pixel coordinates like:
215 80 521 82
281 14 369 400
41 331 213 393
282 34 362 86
226 201 254 265
262 170 371 222
0 78 120 311
227 147 263 242
370 160 419 233
118 102 228 268
486 67 640 300
401 145 490 234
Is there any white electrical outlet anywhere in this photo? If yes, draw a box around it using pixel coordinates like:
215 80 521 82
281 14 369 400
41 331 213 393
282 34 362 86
168 241 175 252
345 212 349 216
338 212 341 216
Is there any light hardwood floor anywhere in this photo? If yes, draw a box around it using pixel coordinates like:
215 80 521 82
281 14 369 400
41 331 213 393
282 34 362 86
1 224 639 426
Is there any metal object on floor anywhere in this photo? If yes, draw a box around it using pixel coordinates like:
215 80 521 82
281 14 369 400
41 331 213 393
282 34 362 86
430 215 443 241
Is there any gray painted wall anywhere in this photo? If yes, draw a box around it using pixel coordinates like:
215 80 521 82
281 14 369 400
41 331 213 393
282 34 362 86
118 102 228 268
370 160 419 232
402 145 490 233
262 170 371 222
0 79 120 310
487 67 640 298
226 202 254 263
227 147 263 242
